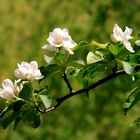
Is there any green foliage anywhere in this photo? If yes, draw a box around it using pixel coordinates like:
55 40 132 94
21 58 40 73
0 0 140 140
109 43 124 55
39 95 52 109
19 83 33 101
124 87 140 115
86 51 104 64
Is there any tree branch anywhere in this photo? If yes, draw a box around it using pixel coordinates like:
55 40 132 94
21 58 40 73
37 70 125 114
62 72 73 93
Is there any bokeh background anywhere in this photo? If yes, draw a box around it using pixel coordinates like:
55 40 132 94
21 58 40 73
0 0 140 140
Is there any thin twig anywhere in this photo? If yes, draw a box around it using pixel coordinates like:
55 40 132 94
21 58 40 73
38 70 125 114
62 72 73 93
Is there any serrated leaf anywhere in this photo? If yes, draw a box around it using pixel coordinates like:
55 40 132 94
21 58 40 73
39 95 52 109
87 51 104 64
122 61 133 75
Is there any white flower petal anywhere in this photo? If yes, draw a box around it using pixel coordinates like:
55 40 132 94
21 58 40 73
111 24 134 53
30 61 38 70
42 44 56 52
110 34 118 43
4 91 14 100
0 79 21 101
66 48 74 55
46 28 76 54
113 24 123 41
124 27 133 39
2 79 13 90
123 40 135 53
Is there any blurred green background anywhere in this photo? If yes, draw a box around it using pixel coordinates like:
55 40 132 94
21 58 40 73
0 0 140 140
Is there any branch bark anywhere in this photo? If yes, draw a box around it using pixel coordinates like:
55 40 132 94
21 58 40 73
62 72 73 93
37 70 125 114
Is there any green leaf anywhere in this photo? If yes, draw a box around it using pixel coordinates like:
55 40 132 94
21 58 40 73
134 117 140 126
124 87 140 114
109 43 123 55
39 64 61 81
68 41 91 64
0 103 15 118
0 100 25 119
128 54 140 65
66 66 80 77
133 72 140 81
77 41 89 48
122 61 133 75
34 86 48 95
19 83 33 101
39 95 52 108
129 36 140 44
26 112 41 129
13 100 25 112
87 51 104 64
55 52 65 62
14 116 22 130
91 41 107 49
76 71 89 88
2 111 21 129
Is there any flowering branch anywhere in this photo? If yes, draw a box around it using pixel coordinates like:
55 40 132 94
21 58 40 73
37 70 125 114
1 24 140 129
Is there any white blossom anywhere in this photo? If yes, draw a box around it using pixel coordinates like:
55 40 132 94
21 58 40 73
111 24 134 53
14 61 43 80
42 28 77 54
0 79 20 101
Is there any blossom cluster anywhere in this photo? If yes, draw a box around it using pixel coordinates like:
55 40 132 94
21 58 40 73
0 61 43 101
42 28 77 54
42 28 77 63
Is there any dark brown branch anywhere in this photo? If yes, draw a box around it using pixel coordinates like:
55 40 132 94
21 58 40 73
62 72 73 93
38 70 125 114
